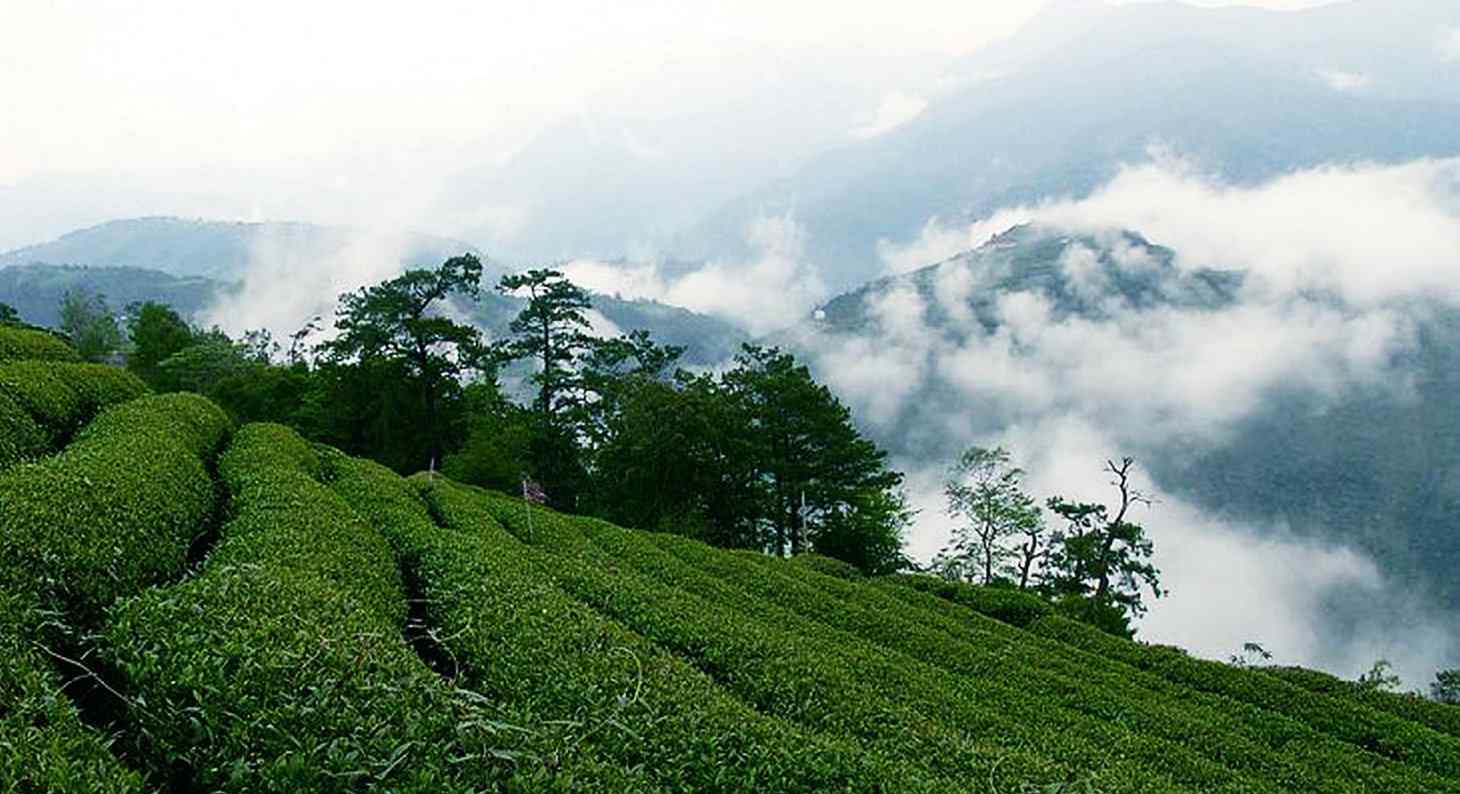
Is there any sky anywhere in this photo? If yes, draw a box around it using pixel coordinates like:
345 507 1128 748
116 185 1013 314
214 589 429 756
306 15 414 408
0 0 1343 188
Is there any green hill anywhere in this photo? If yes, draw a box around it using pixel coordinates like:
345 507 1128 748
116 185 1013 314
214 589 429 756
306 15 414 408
2 342 1459 792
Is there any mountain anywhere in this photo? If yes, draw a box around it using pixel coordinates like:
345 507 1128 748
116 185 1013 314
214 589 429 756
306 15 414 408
0 219 747 366
783 223 1460 670
808 224 1242 333
0 217 480 281
0 264 226 327
680 0 1460 290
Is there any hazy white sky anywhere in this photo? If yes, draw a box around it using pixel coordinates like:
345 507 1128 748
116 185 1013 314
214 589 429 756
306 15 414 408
0 0 1344 185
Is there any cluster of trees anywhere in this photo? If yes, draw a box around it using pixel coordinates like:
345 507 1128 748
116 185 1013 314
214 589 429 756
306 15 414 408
446 267 912 574
28 257 911 575
0 291 127 362
932 447 1164 637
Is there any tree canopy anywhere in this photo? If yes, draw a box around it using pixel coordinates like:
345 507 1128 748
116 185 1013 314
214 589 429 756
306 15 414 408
320 254 485 468
59 290 122 363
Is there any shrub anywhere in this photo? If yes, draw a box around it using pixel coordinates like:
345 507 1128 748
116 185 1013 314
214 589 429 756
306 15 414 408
404 476 934 794
0 590 144 794
1263 665 1460 740
0 393 228 626
1028 615 1460 782
880 573 1053 627
754 546 1452 793
0 361 149 446
0 325 79 363
790 553 865 580
469 492 1202 793
582 519 1341 793
0 389 48 469
104 425 640 793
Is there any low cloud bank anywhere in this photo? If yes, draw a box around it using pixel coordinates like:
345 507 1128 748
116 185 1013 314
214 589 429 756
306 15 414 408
202 226 416 341
562 212 826 337
819 155 1460 683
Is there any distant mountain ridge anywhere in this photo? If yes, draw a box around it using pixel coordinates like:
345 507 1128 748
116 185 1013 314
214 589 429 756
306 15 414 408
810 224 1242 335
678 0 1460 290
0 217 481 281
0 218 748 366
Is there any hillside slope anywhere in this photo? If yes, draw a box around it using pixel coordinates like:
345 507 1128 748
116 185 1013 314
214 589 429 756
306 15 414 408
0 217 477 281
2 346 1458 791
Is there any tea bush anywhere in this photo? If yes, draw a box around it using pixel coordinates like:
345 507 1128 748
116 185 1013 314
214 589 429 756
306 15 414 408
1028 614 1460 782
0 590 144 794
471 493 1218 794
790 553 865 580
880 573 1054 627
577 518 1348 793
103 425 650 792
722 543 1457 793
409 476 944 794
0 389 48 470
0 361 148 446
1262 665 1460 740
0 326 79 363
0 393 227 626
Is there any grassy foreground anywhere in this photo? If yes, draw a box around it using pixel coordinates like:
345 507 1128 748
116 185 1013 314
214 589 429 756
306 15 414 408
1 354 1458 792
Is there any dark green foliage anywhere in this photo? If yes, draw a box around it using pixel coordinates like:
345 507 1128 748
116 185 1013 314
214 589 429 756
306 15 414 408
322 254 485 468
154 338 257 393
58 290 122 363
101 424 574 792
883 573 1054 627
724 345 906 560
0 390 48 470
331 464 911 793
124 301 196 386
0 393 227 626
791 553 866 580
1028 614 1460 782
0 264 221 328
1436 670 1460 706
0 361 149 448
0 325 79 362
0 590 144 794
591 346 910 573
495 268 594 420
1264 666 1460 739
590 375 763 544
0 302 19 325
439 381 532 492
1041 459 1164 630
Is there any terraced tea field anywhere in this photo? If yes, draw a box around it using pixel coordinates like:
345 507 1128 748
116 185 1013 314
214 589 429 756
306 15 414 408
3 326 1458 792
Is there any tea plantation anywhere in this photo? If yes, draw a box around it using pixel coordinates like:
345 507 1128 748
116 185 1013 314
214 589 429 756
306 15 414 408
3 334 1459 792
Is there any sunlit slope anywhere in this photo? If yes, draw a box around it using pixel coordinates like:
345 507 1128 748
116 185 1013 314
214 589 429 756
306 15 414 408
3 391 1459 791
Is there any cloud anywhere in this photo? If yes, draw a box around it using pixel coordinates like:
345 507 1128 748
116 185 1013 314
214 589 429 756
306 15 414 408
886 153 1460 305
201 226 415 342
562 212 826 336
808 155 1460 679
1315 68 1373 92
1439 26 1460 62
851 91 930 139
